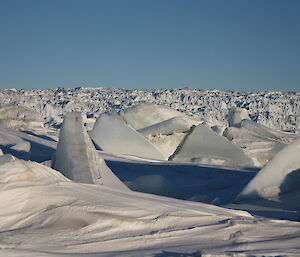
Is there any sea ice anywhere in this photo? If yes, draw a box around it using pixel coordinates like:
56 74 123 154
172 124 254 167
53 112 129 190
90 112 165 160
228 107 250 127
0 105 44 131
237 136 300 200
117 103 190 130
138 116 199 137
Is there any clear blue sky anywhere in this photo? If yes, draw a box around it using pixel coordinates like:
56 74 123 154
0 0 299 91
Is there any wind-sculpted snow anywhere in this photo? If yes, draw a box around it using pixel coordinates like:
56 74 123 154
0 87 299 131
53 112 128 190
172 124 254 167
90 113 165 160
2 155 300 256
237 136 300 201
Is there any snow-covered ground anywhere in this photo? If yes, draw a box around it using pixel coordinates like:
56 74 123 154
1 87 300 256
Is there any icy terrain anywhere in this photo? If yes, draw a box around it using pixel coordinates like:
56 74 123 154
0 87 299 131
1 87 300 256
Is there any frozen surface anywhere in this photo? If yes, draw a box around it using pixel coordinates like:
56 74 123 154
138 116 199 137
228 107 250 127
118 102 192 130
0 127 56 162
53 112 128 190
90 113 165 160
0 105 44 131
145 133 187 159
237 136 300 201
1 156 300 256
1 88 299 131
172 124 254 167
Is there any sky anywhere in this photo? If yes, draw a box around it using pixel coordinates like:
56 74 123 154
0 0 299 92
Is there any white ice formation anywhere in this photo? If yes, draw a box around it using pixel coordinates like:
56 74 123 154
90 113 165 160
172 124 254 167
237 136 300 201
228 107 250 127
1 88 299 131
0 105 44 131
138 116 199 137
117 103 191 130
53 112 128 190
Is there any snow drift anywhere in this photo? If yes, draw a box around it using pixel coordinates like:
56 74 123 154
237 136 300 201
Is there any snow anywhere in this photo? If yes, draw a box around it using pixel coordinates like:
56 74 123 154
1 155 300 256
90 112 165 160
172 124 254 167
52 112 128 190
0 87 300 256
237 136 300 201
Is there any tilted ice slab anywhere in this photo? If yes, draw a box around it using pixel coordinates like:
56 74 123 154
223 126 287 167
138 116 199 137
240 119 281 141
118 103 191 130
90 113 165 160
53 112 128 190
237 136 300 201
172 124 254 167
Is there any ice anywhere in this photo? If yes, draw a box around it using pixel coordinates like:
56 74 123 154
138 116 199 137
90 112 165 160
172 124 254 167
53 112 129 190
0 105 44 131
240 119 281 140
118 102 192 130
237 136 300 201
0 88 299 131
223 126 288 166
228 107 250 127
145 133 187 159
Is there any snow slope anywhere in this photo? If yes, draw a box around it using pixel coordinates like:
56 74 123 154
2 156 300 256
